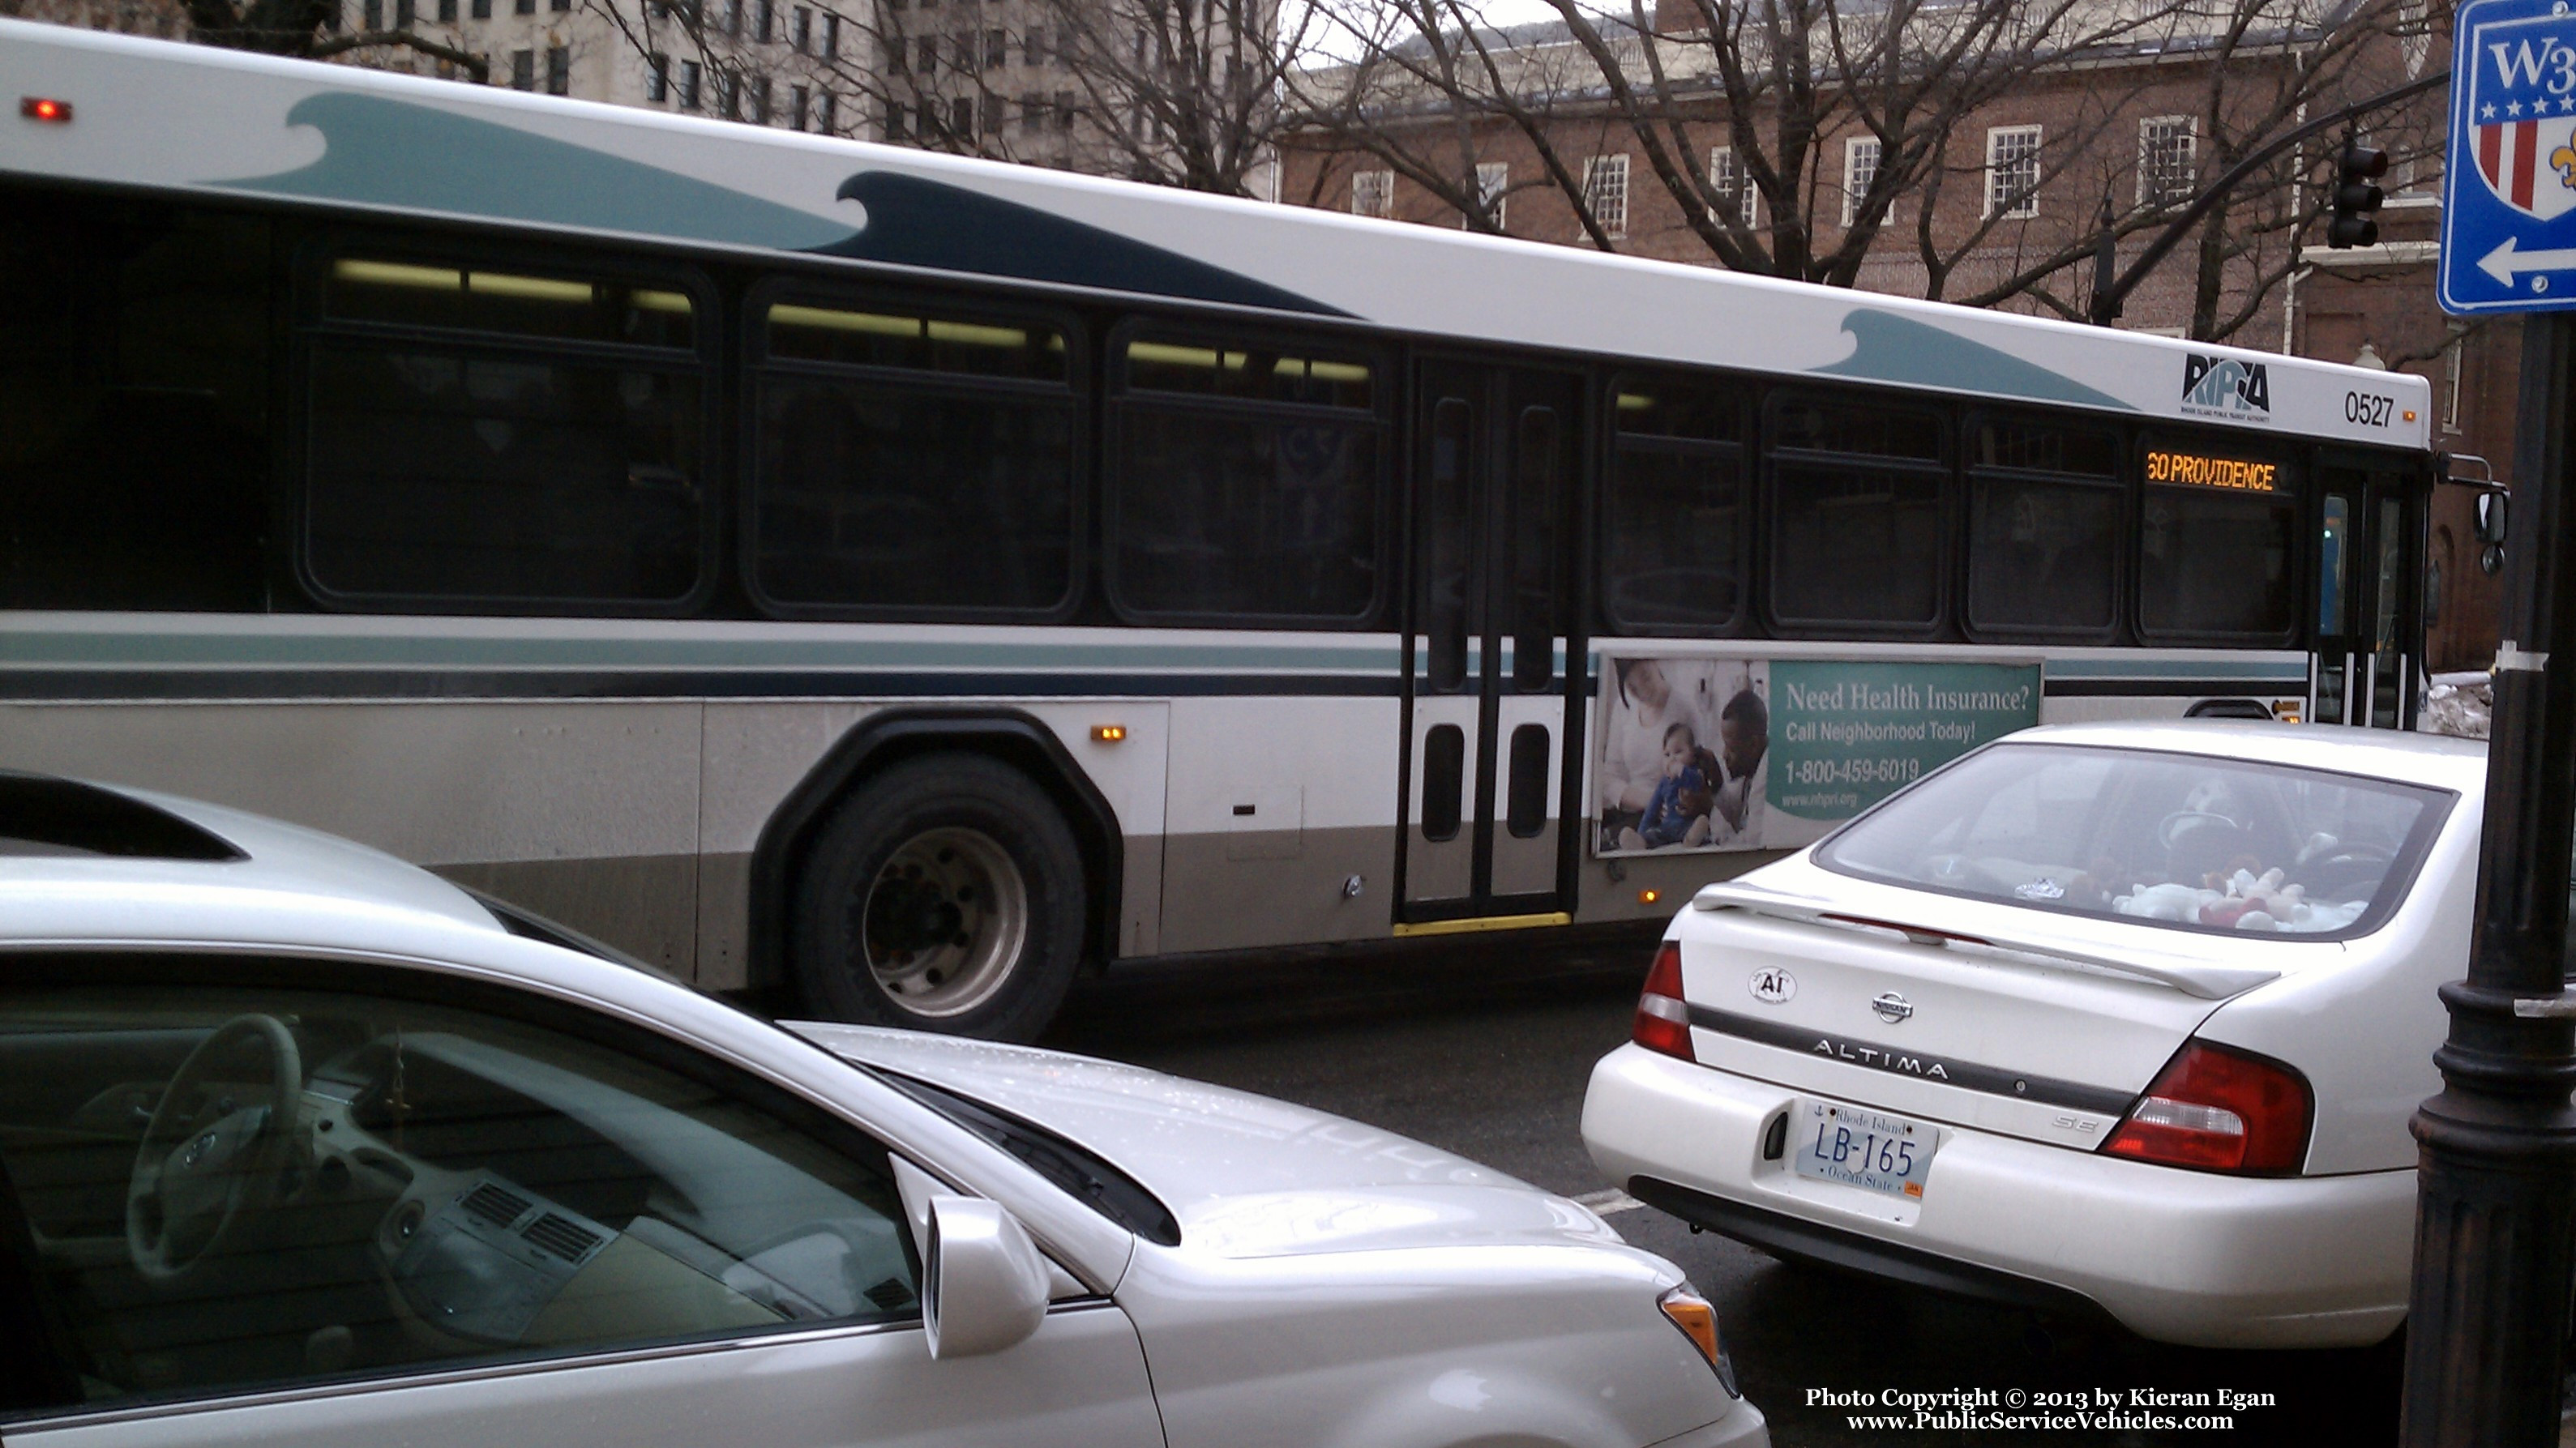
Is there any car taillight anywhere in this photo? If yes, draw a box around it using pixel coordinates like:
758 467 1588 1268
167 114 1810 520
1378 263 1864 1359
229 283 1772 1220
1633 941 1694 1061
2103 1040 2312 1175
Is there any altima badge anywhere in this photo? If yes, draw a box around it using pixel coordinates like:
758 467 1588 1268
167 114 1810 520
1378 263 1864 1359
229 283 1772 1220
1748 967 1797 1004
1872 992 1915 1024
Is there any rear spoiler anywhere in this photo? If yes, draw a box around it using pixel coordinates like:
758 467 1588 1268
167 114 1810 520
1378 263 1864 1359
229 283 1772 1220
1691 881 2283 1002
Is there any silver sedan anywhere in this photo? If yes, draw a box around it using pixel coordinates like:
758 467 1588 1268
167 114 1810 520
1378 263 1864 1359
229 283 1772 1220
0 771 1764 1448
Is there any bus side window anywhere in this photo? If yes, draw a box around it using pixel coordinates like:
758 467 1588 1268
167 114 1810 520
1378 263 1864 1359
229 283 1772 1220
750 297 1079 617
1601 373 1744 634
2137 439 2298 643
1963 417 2120 638
1108 331 1389 625
302 253 712 611
1 192 271 613
1765 395 1948 633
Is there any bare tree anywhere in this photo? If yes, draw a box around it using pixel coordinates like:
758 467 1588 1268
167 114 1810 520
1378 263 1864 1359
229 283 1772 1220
178 0 491 77
1287 0 2420 339
585 0 1314 196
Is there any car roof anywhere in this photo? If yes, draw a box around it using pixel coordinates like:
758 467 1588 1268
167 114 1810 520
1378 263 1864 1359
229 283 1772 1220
1997 721 2486 795
0 771 504 940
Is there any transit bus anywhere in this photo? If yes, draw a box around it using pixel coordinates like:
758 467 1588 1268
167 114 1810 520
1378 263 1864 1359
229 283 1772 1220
0 19 2437 1039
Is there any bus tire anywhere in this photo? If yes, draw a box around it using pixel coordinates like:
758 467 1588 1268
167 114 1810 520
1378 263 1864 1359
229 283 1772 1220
789 754 1086 1042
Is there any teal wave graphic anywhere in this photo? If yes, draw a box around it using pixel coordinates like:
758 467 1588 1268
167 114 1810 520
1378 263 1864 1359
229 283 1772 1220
219 92 858 250
1813 310 2133 412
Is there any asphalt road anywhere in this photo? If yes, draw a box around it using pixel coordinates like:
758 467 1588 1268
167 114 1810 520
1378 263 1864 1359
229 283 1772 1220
1040 929 2404 1448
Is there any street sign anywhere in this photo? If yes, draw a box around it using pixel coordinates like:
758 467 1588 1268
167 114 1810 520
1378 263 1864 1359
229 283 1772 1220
2441 0 2576 313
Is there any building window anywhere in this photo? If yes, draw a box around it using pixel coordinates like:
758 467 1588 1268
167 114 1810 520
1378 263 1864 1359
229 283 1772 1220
509 48 533 88
2137 115 2196 206
819 89 836 134
887 100 908 139
793 4 810 49
916 36 936 74
1841 135 1878 227
985 26 1006 66
512 0 530 15
1350 169 1393 219
717 70 740 117
678 58 701 107
950 95 973 136
755 0 772 38
751 74 772 122
791 83 809 128
437 0 456 22
1583 153 1628 241
981 90 1003 134
722 0 740 33
648 51 670 100
1021 94 1044 131
1709 146 1757 226
545 45 568 95
1055 89 1076 130
1023 24 1045 64
362 0 381 26
470 0 489 18
2445 327 2466 433
1474 160 1508 229
1986 124 2042 218
823 11 839 56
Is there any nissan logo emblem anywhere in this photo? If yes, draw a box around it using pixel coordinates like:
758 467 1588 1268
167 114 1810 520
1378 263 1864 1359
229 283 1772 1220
1872 992 1915 1024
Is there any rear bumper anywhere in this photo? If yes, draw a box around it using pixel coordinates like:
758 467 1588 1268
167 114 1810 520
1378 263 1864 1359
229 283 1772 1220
1583 1044 2414 1349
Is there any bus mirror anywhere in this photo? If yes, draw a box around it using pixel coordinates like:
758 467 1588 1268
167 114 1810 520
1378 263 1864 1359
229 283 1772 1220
2478 492 2510 547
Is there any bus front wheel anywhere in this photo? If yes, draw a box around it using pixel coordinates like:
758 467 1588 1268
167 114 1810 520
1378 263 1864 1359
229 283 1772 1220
790 754 1086 1042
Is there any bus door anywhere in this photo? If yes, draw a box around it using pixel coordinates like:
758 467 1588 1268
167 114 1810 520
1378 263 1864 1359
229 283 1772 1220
1399 360 1584 926
2313 461 2422 728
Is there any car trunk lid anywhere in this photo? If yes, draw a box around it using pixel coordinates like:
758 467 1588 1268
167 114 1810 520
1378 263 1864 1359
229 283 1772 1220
1671 868 2343 1151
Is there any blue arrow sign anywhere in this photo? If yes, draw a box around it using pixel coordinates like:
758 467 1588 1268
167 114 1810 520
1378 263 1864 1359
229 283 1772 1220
2444 0 2576 312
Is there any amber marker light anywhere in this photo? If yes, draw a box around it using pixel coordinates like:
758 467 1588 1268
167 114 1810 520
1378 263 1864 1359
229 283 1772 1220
1090 724 1126 743
2403 409 2419 423
21 97 73 124
1637 888 1660 905
1657 1284 1737 1394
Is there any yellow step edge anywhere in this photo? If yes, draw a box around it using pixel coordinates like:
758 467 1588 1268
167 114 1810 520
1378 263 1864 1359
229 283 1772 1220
1392 911 1574 938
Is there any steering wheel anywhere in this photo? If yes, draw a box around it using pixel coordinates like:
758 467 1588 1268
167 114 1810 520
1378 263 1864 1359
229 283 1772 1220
126 1014 303 1286
2156 809 2240 850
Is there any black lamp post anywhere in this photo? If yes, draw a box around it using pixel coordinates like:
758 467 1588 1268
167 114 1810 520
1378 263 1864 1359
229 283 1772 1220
2398 314 2576 1448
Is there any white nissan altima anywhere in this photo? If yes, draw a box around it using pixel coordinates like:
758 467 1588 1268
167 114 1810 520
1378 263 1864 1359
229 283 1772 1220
1583 721 2483 1352
0 771 1764 1448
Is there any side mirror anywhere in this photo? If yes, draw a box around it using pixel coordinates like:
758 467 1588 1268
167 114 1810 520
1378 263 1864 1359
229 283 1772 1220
2479 491 2510 547
919 1195 1050 1359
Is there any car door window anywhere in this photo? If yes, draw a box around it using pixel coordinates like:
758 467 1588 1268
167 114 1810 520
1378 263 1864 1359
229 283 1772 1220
0 965 919 1416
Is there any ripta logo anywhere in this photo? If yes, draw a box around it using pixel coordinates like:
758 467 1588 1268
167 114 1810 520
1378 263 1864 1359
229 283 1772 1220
2182 354 2271 419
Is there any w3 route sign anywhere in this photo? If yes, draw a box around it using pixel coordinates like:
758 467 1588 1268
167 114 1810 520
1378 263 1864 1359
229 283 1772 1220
2443 0 2576 313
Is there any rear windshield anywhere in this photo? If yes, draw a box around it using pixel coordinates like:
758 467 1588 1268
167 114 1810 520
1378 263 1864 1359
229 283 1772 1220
1812 743 2454 940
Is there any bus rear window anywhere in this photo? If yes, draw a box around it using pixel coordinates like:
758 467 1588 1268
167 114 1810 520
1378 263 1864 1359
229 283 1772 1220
325 258 696 349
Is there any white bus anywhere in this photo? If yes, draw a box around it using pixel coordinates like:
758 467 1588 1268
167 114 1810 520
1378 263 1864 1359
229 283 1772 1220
0 20 2437 1039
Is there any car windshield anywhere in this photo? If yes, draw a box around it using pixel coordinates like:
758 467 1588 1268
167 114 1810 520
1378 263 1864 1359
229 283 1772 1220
1813 742 2453 939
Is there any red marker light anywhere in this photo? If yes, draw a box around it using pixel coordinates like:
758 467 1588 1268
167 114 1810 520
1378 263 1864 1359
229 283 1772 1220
20 97 73 124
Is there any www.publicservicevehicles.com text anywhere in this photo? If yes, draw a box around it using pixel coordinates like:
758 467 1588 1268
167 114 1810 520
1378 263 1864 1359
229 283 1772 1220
1811 1386 2275 1433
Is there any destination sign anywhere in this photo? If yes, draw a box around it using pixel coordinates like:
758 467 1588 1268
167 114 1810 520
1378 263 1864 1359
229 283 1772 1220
2144 450 2280 492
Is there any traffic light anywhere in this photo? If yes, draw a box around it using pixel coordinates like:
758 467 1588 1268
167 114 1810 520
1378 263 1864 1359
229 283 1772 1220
2327 142 2387 249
